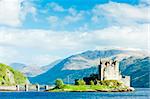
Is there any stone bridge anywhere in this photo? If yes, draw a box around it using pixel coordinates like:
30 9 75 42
0 84 54 91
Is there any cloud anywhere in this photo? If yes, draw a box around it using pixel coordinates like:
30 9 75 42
0 28 79 50
0 46 20 64
46 7 86 28
62 11 84 25
91 2 150 25
0 45 60 66
47 16 59 27
0 0 22 26
68 8 77 16
140 0 150 5
49 2 65 12
90 25 148 48
0 0 37 26
0 23 148 65
45 1 149 30
30 55 60 66
0 24 148 50
0 1 149 65
21 1 37 21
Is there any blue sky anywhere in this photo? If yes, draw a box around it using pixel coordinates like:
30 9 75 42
21 0 142 30
0 0 149 66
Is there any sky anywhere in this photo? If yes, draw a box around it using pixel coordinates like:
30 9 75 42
0 0 149 66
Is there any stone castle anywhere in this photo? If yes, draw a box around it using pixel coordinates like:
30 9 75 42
98 59 130 86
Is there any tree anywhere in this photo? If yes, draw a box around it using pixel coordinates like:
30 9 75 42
55 79 64 89
90 80 94 85
99 80 122 86
75 79 86 85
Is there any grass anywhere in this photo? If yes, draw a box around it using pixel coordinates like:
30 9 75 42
48 84 128 92
0 63 28 85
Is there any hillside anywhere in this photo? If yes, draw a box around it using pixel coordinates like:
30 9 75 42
10 60 61 77
29 49 150 88
120 57 150 88
0 63 29 85
10 63 42 77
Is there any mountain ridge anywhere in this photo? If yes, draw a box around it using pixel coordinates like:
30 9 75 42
9 59 61 77
29 49 150 88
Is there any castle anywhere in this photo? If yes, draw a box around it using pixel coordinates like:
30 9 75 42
98 59 130 87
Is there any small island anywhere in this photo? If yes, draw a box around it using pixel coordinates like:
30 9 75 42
47 59 135 92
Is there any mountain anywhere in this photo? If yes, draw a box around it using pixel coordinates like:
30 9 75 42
40 59 62 73
10 63 42 77
0 63 29 85
10 59 61 77
10 63 27 70
120 57 150 88
29 49 150 88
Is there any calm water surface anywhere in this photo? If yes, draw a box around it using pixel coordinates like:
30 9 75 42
0 88 149 99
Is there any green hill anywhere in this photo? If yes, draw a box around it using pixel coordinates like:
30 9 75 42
0 63 29 85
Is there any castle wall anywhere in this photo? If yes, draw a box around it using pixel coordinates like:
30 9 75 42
121 76 130 87
104 65 116 80
98 59 131 87
100 60 120 81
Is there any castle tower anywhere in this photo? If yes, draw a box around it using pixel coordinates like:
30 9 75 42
114 60 120 80
103 60 115 80
97 59 131 87
98 59 104 80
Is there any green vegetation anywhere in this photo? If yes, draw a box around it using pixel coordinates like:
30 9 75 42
89 80 94 85
0 63 29 85
98 80 122 86
48 84 129 92
75 79 86 85
55 79 64 89
48 79 132 92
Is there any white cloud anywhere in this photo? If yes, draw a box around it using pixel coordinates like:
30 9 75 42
0 0 22 26
21 1 37 21
92 2 150 25
62 10 85 25
48 16 58 23
0 28 79 50
49 2 64 12
140 0 150 5
68 8 77 16
0 1 149 65
0 46 20 64
0 0 37 26
78 24 88 31
46 4 87 27
46 1 149 30
91 16 99 23
30 55 60 66
47 16 58 27
0 24 148 50
0 23 148 65
91 25 148 47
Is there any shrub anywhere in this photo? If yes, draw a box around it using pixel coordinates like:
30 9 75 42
89 80 94 85
83 74 98 85
75 79 86 85
55 79 64 89
99 80 122 87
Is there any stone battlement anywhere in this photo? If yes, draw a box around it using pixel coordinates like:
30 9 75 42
98 59 130 87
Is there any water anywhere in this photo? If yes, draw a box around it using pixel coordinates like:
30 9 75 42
0 88 149 99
